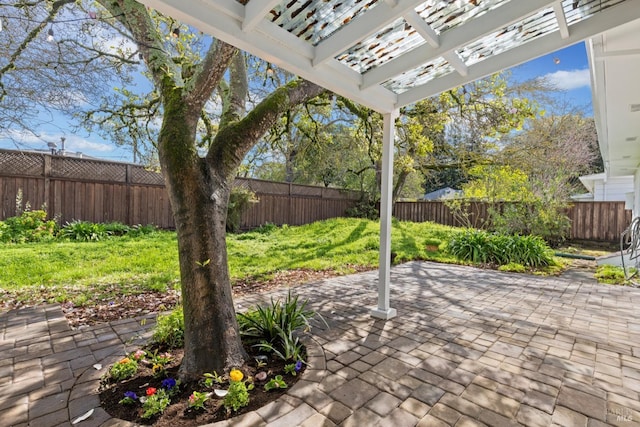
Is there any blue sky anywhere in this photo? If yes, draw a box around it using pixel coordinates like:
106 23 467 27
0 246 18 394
513 42 593 113
0 42 594 163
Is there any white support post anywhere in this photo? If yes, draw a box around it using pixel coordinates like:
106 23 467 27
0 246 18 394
634 169 640 219
371 109 399 320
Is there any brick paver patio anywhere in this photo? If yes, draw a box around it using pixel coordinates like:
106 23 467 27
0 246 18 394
2 261 640 426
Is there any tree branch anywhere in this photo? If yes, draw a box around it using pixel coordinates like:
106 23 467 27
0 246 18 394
186 40 238 114
0 0 74 101
208 79 326 179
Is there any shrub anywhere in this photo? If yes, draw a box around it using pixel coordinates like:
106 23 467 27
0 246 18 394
227 187 258 233
103 222 132 236
448 229 554 268
0 210 56 243
489 201 571 246
237 291 324 361
59 220 109 241
345 199 379 220
128 224 157 236
152 307 184 349
447 229 492 263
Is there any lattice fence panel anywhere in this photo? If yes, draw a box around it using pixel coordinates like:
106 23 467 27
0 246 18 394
291 185 322 197
131 166 164 185
51 157 126 181
0 151 44 176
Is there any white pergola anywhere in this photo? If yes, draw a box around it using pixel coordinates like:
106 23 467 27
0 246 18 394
140 0 640 319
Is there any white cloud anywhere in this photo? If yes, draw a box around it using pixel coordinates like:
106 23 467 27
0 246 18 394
0 129 114 152
540 68 591 91
65 136 113 152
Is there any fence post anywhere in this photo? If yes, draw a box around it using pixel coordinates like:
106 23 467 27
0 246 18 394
43 155 52 218
126 164 132 225
288 181 292 225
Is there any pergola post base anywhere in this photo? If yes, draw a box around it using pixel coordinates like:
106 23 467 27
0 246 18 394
370 307 397 320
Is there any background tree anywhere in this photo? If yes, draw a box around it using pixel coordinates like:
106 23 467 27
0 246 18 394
460 110 601 241
0 0 325 377
251 72 539 204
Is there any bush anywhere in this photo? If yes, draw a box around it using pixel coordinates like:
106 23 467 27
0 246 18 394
128 224 158 237
345 199 379 220
227 187 258 233
489 201 571 246
448 229 554 268
103 222 132 236
59 220 110 241
237 291 324 361
0 210 56 243
152 307 185 349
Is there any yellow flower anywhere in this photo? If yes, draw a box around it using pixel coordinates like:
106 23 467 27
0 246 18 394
229 369 243 382
119 358 131 364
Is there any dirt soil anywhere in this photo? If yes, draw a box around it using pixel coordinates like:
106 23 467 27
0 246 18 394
0 266 373 328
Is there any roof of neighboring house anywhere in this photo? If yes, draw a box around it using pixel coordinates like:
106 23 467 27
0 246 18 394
578 172 634 193
424 187 462 200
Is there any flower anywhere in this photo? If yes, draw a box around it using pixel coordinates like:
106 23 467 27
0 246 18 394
132 350 146 360
119 357 131 364
118 390 139 405
295 360 303 372
124 391 138 400
161 378 176 389
229 369 243 382
146 387 157 396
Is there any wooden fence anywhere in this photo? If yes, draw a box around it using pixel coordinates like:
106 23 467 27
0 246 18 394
0 150 358 230
393 200 632 243
0 149 632 241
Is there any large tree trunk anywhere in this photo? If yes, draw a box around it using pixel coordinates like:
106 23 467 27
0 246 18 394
158 88 247 379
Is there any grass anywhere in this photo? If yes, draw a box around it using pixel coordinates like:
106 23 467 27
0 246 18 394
0 218 458 302
2 217 593 306
595 264 636 285
227 218 458 280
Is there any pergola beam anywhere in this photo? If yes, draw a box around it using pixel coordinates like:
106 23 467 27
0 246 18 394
312 0 426 67
397 0 640 108
361 0 554 90
403 10 440 48
553 1 570 39
243 0 281 32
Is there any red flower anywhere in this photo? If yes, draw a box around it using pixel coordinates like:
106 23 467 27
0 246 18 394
146 387 157 396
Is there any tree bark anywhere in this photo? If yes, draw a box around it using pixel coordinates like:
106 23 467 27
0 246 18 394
157 85 248 378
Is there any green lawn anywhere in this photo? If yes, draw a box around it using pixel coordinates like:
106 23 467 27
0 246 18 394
0 218 459 304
